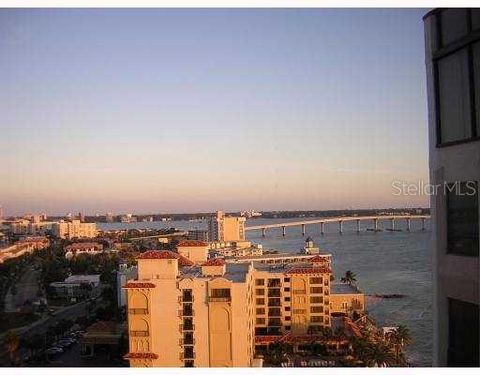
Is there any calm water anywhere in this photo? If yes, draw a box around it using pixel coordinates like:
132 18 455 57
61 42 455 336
99 217 432 366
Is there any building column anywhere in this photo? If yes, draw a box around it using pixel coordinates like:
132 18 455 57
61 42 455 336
338 220 343 234
406 218 411 231
282 226 286 236
356 219 360 233
301 224 306 236
262 228 266 237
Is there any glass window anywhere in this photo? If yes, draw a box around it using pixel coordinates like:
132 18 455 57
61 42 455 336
310 287 323 294
255 279 264 286
448 298 479 366
310 277 322 284
473 42 480 136
256 298 265 305
471 9 480 31
441 9 468 46
256 318 265 325
256 308 265 315
255 288 265 296
446 181 479 256
437 48 472 144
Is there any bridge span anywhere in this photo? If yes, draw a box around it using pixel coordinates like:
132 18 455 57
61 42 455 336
245 215 430 236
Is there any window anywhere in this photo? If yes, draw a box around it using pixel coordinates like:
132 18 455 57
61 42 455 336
256 308 265 315
256 298 265 305
311 296 323 304
284 297 291 302
311 306 323 313
284 278 290 282
441 9 468 46
284 287 290 292
210 288 231 299
284 306 291 311
311 316 323 323
448 298 479 366
437 48 472 144
310 287 323 294
473 42 480 135
255 289 265 296
310 277 322 284
446 181 479 256
255 279 264 286
292 309 306 314
285 316 291 321
256 318 266 325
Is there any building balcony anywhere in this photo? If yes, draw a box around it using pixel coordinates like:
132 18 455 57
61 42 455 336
268 318 282 327
267 280 281 288
178 309 195 317
208 297 231 302
268 308 281 317
292 289 306 295
129 308 148 315
179 338 195 346
179 324 195 332
180 352 196 360
267 299 281 307
130 330 149 337
267 290 281 297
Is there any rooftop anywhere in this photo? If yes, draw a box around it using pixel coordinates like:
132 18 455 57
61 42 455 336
136 250 194 266
202 258 225 266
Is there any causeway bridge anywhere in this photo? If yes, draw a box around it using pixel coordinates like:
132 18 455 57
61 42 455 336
245 215 430 237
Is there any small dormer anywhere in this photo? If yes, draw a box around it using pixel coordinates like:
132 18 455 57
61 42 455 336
201 258 226 277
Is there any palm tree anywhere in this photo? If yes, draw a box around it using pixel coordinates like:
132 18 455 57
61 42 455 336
387 325 412 365
365 342 396 367
4 330 20 365
341 270 357 285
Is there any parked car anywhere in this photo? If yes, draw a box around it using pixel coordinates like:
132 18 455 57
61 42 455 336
46 347 63 355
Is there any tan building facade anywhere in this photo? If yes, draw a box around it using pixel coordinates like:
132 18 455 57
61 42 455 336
124 251 255 367
208 211 246 242
123 245 353 367
52 220 97 240
329 283 365 318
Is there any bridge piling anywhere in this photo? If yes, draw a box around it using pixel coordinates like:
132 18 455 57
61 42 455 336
339 220 343 234
301 224 306 236
373 218 378 231
421 218 426 231
262 228 266 237
406 218 411 231
320 222 324 235
356 219 360 233
391 218 395 230
282 226 286 236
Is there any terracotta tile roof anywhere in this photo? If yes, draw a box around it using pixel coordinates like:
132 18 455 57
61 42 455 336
123 282 156 289
255 335 280 344
124 352 159 360
136 250 194 266
65 242 102 250
177 240 208 247
285 266 332 275
309 255 329 263
202 258 225 266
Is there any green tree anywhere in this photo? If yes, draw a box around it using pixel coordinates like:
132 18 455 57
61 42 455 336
341 270 357 285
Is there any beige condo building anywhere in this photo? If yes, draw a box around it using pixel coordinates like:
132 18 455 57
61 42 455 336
52 219 97 240
123 247 340 367
208 211 246 242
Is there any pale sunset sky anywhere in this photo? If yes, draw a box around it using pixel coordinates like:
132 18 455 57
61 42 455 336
0 9 429 215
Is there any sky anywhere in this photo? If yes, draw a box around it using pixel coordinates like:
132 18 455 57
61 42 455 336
0 9 430 216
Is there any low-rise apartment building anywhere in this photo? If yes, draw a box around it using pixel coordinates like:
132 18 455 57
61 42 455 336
64 242 104 259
